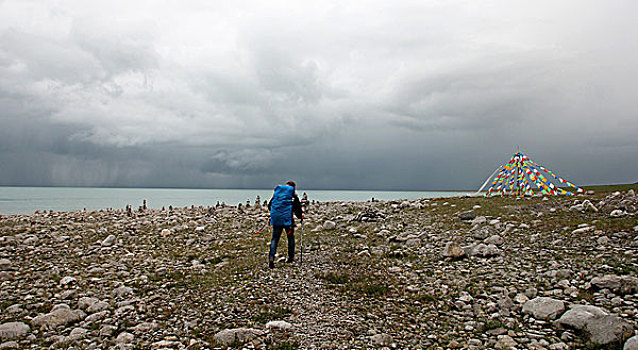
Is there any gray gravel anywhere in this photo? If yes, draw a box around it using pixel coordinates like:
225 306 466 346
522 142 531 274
1 190 638 348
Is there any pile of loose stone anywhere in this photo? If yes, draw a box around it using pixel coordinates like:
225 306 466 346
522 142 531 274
1 189 638 349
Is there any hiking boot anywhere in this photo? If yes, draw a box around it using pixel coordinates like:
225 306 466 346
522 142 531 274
268 260 275 269
286 257 294 264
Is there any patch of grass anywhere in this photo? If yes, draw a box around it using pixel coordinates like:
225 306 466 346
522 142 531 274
584 340 625 350
414 293 437 303
485 319 502 330
252 306 292 324
582 183 638 194
316 271 350 284
346 281 389 297
272 341 300 350
578 290 595 302
595 217 638 234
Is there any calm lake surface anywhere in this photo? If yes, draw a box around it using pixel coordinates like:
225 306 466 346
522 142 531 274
0 186 469 215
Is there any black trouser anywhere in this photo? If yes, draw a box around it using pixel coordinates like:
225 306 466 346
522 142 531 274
269 225 294 261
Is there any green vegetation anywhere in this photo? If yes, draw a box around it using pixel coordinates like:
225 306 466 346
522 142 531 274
582 183 638 194
252 306 292 324
316 271 351 284
271 341 300 350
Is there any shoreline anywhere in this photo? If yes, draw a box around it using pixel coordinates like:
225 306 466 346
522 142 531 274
0 187 470 216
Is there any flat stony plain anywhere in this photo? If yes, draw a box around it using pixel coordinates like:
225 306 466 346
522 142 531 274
1 184 638 349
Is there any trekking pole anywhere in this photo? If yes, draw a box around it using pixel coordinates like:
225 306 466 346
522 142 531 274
300 218 304 266
253 218 270 237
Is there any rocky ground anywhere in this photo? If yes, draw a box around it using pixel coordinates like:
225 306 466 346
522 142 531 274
2 186 638 349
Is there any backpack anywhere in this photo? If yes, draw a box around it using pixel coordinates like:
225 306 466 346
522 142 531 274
269 185 294 226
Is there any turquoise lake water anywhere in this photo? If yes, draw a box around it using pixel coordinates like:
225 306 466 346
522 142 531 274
0 186 469 215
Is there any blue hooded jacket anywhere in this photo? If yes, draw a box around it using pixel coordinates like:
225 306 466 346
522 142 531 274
269 185 295 226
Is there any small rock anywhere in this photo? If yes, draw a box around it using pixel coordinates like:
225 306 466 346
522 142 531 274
78 297 99 310
597 236 611 246
87 301 109 313
495 335 517 349
85 311 109 323
484 235 504 246
582 200 598 212
151 340 182 348
569 204 584 212
100 325 117 337
522 297 565 320
572 226 594 234
323 221 336 230
101 234 117 247
54 327 88 347
371 333 393 347
624 335 638 350
471 216 487 226
213 328 264 347
0 259 11 271
458 210 475 220
610 209 627 218
443 242 467 259
5 305 22 314
470 243 501 257
514 293 529 304
59 276 77 286
132 322 157 332
31 304 85 328
266 321 293 331
549 342 569 350
116 332 134 344
357 250 371 258
0 322 29 340
112 286 133 297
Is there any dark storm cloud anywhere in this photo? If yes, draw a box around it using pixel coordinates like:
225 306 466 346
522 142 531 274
1 0 637 190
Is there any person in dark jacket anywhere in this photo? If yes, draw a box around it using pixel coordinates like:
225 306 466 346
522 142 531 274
267 180 303 268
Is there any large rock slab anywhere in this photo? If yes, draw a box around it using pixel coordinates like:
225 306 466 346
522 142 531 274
591 275 638 294
555 304 632 347
584 315 633 347
522 297 565 320
0 322 29 340
596 275 638 293
31 304 85 328
555 304 608 330
213 328 264 347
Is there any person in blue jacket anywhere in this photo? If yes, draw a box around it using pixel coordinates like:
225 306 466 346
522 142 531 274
267 180 303 268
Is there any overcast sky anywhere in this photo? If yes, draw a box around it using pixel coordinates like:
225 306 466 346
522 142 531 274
1 0 637 190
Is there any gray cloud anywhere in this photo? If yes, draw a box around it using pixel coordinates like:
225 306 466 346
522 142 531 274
1 0 637 190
